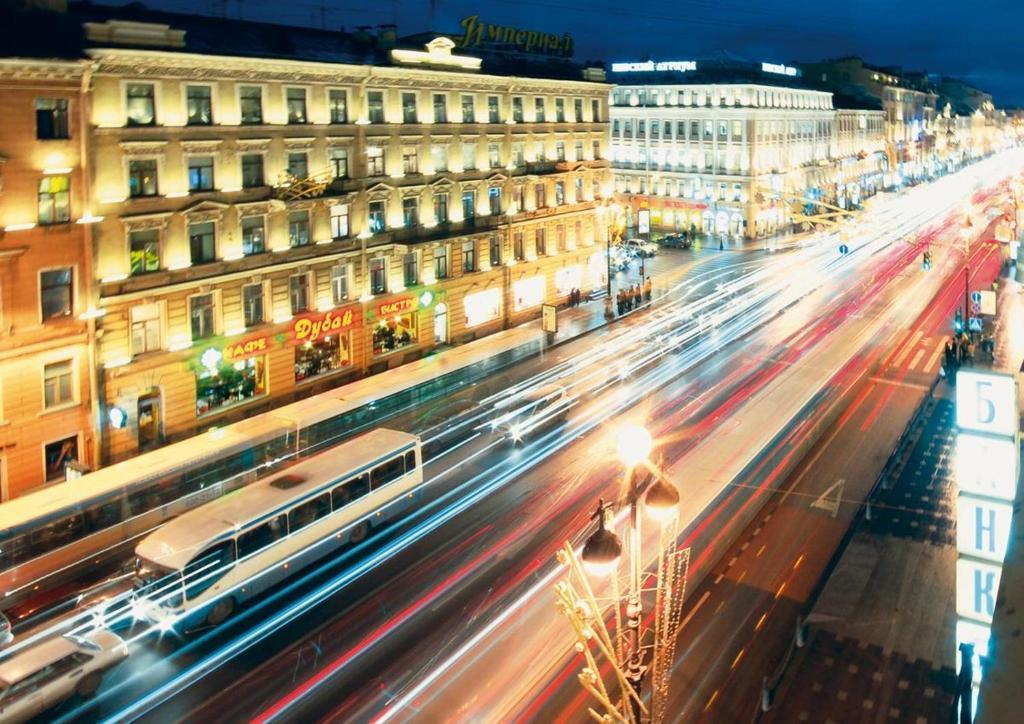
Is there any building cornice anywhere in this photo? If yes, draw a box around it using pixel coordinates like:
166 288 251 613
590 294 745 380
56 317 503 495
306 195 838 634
0 58 86 82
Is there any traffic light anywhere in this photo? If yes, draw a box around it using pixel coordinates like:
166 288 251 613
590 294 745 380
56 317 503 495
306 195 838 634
954 308 963 332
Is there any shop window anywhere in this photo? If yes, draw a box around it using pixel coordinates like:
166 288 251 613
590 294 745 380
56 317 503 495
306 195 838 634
433 192 449 223
433 93 447 123
40 267 72 320
186 85 213 125
242 283 264 327
286 87 307 124
462 240 476 273
288 210 310 247
189 221 216 264
241 216 265 255
126 83 156 126
36 98 69 139
241 154 264 188
295 333 352 382
188 156 215 192
44 435 78 482
239 86 262 124
289 274 310 314
465 288 501 327
195 353 265 417
131 303 162 354
189 293 216 340
38 175 70 225
329 89 348 123
330 147 349 179
402 197 419 228
367 90 385 123
373 313 416 356
403 252 419 287
370 257 387 295
43 360 74 408
330 204 349 239
368 201 386 234
128 159 158 197
130 228 161 275
330 264 349 304
513 276 545 311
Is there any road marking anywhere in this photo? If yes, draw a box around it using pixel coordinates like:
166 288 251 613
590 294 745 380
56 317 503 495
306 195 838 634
794 553 805 570
715 599 726 614
727 556 737 568
892 329 923 367
811 478 844 518
755 612 768 631
714 573 724 585
776 582 787 599
752 526 762 536
924 338 946 373
907 348 925 370
740 541 750 551
757 544 766 557
737 570 747 583
704 689 720 712
680 591 710 630
731 648 746 669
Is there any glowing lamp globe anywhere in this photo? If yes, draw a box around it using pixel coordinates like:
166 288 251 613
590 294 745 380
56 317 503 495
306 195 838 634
581 526 623 577
645 477 680 524
616 423 652 467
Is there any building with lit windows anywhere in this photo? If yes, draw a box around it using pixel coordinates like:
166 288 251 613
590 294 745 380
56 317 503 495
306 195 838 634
57 7 609 464
608 59 847 238
0 58 99 498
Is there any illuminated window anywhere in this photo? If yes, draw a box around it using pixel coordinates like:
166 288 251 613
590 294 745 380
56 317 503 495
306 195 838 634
402 196 419 227
187 156 215 191
462 240 476 272
241 154 264 187
330 204 349 239
403 252 419 286
288 210 310 247
433 93 447 123
189 293 215 340
128 159 158 197
535 97 546 122
189 222 216 264
330 147 349 179
239 86 262 124
286 88 307 124
330 264 350 304
462 190 476 220
488 143 501 168
488 186 502 215
368 201 386 234
461 94 475 123
402 92 418 123
433 192 449 224
431 144 448 172
434 245 449 279
289 273 310 314
555 141 565 161
242 283 264 327
131 303 162 354
38 175 70 224
402 146 419 175
367 147 385 176
512 96 524 122
241 216 265 255
487 95 500 123
329 89 348 123
555 98 565 122
511 142 524 167
40 268 72 320
126 83 156 126
129 229 160 274
368 91 384 123
43 360 74 409
462 142 477 171
369 257 387 294
186 85 213 125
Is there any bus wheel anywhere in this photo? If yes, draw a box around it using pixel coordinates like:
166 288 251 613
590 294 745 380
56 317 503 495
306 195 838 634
206 597 235 626
349 521 369 544
76 672 103 699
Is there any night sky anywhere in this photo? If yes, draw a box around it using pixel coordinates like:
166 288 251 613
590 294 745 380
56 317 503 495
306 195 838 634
123 0 1024 106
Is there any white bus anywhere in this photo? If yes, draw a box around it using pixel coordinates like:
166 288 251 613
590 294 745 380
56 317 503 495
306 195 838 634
131 428 421 630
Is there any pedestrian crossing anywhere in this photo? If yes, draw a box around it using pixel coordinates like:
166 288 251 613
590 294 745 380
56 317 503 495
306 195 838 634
883 330 950 376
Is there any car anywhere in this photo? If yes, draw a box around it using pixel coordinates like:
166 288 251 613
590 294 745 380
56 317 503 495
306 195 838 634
659 234 693 249
0 631 128 722
0 613 11 648
492 384 571 444
622 238 657 257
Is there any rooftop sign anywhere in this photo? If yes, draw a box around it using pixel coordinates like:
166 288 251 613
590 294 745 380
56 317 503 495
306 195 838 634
456 15 573 57
611 60 697 73
762 62 798 77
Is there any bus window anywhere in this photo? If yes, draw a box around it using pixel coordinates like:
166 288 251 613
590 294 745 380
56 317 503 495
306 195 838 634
236 514 287 559
287 493 331 532
404 450 416 472
183 540 236 600
83 500 121 533
371 457 404 490
332 474 369 509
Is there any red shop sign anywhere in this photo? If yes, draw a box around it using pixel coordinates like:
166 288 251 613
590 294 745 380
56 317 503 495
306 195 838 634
224 335 268 360
377 296 416 316
292 306 359 344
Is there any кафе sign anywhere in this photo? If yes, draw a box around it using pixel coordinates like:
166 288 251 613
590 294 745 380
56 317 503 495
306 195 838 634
221 306 361 361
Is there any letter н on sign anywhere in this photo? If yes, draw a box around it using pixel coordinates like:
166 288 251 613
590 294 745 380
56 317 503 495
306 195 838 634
957 494 1013 562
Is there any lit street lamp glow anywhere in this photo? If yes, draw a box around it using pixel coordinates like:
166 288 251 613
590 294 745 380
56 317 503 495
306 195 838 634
617 423 653 467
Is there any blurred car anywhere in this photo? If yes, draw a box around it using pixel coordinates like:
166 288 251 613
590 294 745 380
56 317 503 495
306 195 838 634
659 233 693 249
608 245 634 271
0 613 11 648
492 384 571 444
0 631 128 722
622 238 657 257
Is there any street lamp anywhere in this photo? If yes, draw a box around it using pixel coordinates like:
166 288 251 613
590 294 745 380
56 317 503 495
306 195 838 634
603 200 624 320
555 424 688 724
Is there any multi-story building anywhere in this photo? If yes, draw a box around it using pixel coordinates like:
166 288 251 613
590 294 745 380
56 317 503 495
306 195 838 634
76 12 610 463
0 58 99 499
831 103 887 208
608 59 845 238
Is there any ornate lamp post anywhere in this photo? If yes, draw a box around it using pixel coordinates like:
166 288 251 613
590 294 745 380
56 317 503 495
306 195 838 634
555 423 689 723
602 199 624 320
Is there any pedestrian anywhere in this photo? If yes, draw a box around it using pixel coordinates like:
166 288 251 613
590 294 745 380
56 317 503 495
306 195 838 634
644 276 652 302
616 289 624 315
632 284 639 309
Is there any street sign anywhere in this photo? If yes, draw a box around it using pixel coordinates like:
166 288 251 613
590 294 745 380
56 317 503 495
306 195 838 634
971 290 983 305
838 244 849 254
969 317 982 332
979 290 997 316
971 302 981 316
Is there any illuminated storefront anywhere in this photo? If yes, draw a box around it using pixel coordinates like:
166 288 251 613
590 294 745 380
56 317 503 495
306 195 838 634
513 276 546 311
464 288 501 327
372 296 419 356
555 266 582 296
194 341 268 417
292 306 359 382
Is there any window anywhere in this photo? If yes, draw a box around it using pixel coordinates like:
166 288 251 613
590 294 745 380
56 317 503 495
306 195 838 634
555 141 565 161
433 93 448 123
462 240 476 272
190 293 215 340
462 142 477 170
129 229 160 274
329 89 347 123
184 541 235 600
40 268 72 320
38 175 70 224
237 515 286 559
369 257 387 294
511 142 524 167
512 96 524 122
514 230 524 260
402 146 419 174
288 210 310 247
367 146 385 176
557 224 566 251
371 455 406 488
36 98 69 139
490 234 502 265
535 182 546 208
704 120 713 139
462 189 476 219
289 274 310 314
131 303 161 354
574 98 583 122
403 252 418 286
535 97 546 122
719 121 728 140
286 88 307 123
43 360 74 409
591 98 600 121
287 152 308 180
368 200 386 234
128 159 158 197
574 176 583 200
488 143 500 168
431 144 448 172
535 227 546 255
487 95 500 123
189 222 216 264
331 264 349 304
401 92 417 123
574 140 584 160
732 120 742 141
288 493 331 532
240 283 264 327
434 245 449 279
434 192 449 224
535 141 546 161
44 435 79 482
651 120 660 139
126 83 156 126
186 85 212 125
488 186 502 215
187 156 215 191
239 86 263 124
329 147 349 178
402 196 419 227
555 181 565 206
461 94 475 123
241 153 264 188
241 216 265 255
637 121 645 138
689 120 699 139
332 474 370 509
367 91 384 123
555 98 565 122
330 204 349 239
